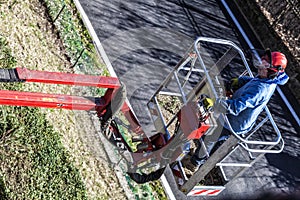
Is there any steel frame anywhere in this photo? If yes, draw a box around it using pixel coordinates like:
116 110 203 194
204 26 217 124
149 37 286 196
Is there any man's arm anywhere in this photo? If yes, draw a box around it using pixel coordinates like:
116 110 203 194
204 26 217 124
237 76 253 88
215 85 264 116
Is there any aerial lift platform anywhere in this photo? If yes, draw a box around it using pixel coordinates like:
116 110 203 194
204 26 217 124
0 37 284 197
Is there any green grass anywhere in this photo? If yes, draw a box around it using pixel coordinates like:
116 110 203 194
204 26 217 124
0 37 88 199
42 1 167 199
43 0 107 76
0 107 88 199
0 37 16 69
43 0 109 98
0 1 167 199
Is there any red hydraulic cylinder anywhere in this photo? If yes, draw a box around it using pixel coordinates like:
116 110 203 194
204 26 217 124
0 90 104 110
16 67 120 88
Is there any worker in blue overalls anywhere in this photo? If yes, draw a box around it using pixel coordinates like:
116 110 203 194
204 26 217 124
183 50 289 172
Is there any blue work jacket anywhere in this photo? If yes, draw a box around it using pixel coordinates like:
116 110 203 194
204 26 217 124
215 72 289 134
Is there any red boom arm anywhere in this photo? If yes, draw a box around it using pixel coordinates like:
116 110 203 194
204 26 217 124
0 67 120 110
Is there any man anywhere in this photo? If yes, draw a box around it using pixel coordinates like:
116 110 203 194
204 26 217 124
183 50 289 171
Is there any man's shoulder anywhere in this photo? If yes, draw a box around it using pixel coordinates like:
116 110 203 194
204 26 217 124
244 79 272 94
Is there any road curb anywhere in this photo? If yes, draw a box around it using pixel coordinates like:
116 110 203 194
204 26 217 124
72 1 135 199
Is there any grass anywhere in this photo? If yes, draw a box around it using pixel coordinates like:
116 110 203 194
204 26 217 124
42 0 168 199
0 37 87 199
43 0 107 76
0 107 88 199
0 37 16 69
0 0 167 199
42 1 168 199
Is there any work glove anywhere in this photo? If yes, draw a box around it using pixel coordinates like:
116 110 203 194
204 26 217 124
203 97 214 112
230 78 239 90
226 78 239 97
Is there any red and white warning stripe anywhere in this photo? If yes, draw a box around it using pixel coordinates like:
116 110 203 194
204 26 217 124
187 186 225 196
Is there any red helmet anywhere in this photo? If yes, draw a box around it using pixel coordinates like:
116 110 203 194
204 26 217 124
259 50 287 78
271 52 287 72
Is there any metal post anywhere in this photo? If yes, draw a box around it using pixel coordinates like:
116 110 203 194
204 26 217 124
54 5 66 23
72 48 85 68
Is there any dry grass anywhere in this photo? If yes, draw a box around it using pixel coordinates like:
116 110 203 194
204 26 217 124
0 0 127 199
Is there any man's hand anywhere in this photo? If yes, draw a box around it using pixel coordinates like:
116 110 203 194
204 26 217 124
230 78 239 90
226 78 239 97
203 97 214 111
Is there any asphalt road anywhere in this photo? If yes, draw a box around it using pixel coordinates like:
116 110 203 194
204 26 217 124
75 0 300 199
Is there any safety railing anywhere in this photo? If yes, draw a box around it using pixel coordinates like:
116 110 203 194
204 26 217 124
193 37 284 154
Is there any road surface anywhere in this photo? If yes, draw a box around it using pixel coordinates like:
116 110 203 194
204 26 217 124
75 0 300 199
